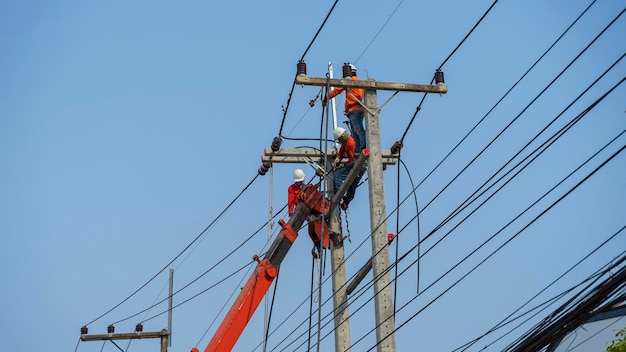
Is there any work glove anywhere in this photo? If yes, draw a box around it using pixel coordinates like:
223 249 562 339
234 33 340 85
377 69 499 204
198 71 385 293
321 97 327 107
334 158 342 168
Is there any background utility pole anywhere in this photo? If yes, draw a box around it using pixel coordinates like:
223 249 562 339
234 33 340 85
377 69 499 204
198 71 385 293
80 328 170 352
168 268 173 347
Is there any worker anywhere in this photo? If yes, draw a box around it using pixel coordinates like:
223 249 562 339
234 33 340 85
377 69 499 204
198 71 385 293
325 63 366 153
332 127 365 211
288 168 306 217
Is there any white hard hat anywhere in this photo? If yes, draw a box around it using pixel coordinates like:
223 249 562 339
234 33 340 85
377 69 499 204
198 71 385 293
293 169 305 182
333 127 346 141
349 64 356 72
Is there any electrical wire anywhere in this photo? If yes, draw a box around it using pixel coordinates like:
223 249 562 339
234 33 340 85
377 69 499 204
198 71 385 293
353 0 405 64
110 206 277 325
400 0 500 143
261 74 626 351
278 0 340 136
401 0 599 188
81 2 623 350
563 316 625 352
400 10 625 242
432 53 626 237
505 259 626 351
83 173 260 327
290 82 626 350
475 256 626 351
454 227 626 351
141 260 252 324
193 262 256 348
359 145 626 352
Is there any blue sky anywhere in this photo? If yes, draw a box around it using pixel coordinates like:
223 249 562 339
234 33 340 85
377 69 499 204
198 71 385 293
1 1 625 351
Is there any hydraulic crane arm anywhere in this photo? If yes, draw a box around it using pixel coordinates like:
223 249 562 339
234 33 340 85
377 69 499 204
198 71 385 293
201 185 326 352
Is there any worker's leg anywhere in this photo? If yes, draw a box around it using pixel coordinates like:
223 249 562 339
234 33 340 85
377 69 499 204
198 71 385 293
348 110 366 153
333 166 349 194
342 166 365 206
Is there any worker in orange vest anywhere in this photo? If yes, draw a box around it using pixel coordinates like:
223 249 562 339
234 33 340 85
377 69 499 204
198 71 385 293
332 127 365 211
325 63 366 153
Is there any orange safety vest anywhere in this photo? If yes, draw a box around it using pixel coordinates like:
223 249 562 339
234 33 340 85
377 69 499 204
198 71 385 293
327 75 364 114
337 135 356 164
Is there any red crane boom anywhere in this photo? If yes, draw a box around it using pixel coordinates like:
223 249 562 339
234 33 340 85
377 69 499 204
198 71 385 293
198 185 327 352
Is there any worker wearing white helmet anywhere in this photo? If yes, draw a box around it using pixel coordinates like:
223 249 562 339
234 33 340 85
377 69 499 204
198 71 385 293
288 169 306 217
332 127 365 211
325 63 366 153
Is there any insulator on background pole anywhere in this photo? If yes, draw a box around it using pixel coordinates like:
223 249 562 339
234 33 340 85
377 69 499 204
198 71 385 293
435 69 445 85
80 326 88 335
342 63 352 78
271 136 282 152
297 60 307 76
135 323 143 332
107 324 115 334
390 141 403 155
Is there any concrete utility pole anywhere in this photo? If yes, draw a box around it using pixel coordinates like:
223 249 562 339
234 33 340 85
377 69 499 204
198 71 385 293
363 87 396 351
293 71 446 352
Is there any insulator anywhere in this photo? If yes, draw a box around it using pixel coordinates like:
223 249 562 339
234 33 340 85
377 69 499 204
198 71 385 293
107 324 115 334
271 136 282 152
342 63 352 78
435 69 445 85
80 326 88 335
135 323 143 332
296 60 307 76
258 162 271 176
390 141 403 155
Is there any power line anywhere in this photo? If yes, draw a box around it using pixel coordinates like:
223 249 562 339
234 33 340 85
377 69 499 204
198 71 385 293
84 173 260 327
455 228 626 351
278 1 340 136
399 8 626 240
360 144 626 352
400 0 501 143
400 0 599 190
255 6 624 350
311 78 626 350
